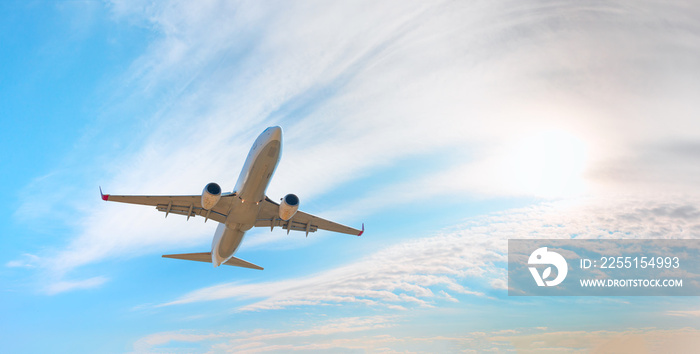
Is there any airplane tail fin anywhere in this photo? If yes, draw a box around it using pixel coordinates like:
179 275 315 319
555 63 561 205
162 252 263 270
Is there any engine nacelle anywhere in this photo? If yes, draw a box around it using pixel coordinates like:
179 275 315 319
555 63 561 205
201 182 222 210
278 194 299 221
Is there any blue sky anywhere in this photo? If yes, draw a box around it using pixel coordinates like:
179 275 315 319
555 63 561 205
2 0 700 352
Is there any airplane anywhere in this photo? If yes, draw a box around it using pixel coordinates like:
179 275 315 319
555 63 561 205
100 126 363 270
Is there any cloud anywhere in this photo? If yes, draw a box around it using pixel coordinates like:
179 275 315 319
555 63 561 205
13 0 700 293
666 310 700 318
156 196 700 312
133 332 230 354
132 319 700 353
5 254 40 269
132 315 396 353
44 276 109 295
488 327 700 354
157 229 497 310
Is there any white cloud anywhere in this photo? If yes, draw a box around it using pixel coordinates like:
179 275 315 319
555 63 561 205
132 315 396 353
666 310 700 318
100 0 700 204
132 318 700 353
44 276 109 295
488 327 700 354
5 254 40 269
13 0 700 293
158 231 495 310
158 196 700 312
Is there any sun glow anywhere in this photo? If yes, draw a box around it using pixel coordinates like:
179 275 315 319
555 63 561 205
498 130 589 198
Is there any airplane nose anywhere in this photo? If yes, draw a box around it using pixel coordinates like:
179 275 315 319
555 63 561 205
268 126 282 141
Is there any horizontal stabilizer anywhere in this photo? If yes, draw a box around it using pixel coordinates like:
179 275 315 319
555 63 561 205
162 252 263 270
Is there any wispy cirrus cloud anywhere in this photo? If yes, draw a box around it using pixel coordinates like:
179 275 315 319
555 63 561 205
158 230 495 310
491 327 700 353
132 319 700 353
132 315 397 353
666 310 700 318
11 0 700 294
44 276 109 295
158 197 700 311
5 253 40 269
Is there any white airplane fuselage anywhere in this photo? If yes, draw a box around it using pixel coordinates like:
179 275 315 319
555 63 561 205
211 126 282 266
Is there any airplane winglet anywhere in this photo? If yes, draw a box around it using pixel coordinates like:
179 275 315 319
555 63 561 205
358 223 364 236
99 187 109 201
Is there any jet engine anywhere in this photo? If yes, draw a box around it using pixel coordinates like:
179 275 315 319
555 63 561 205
278 194 299 221
201 182 222 210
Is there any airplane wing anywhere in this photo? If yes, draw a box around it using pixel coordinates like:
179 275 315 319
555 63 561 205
255 197 364 236
100 189 235 224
